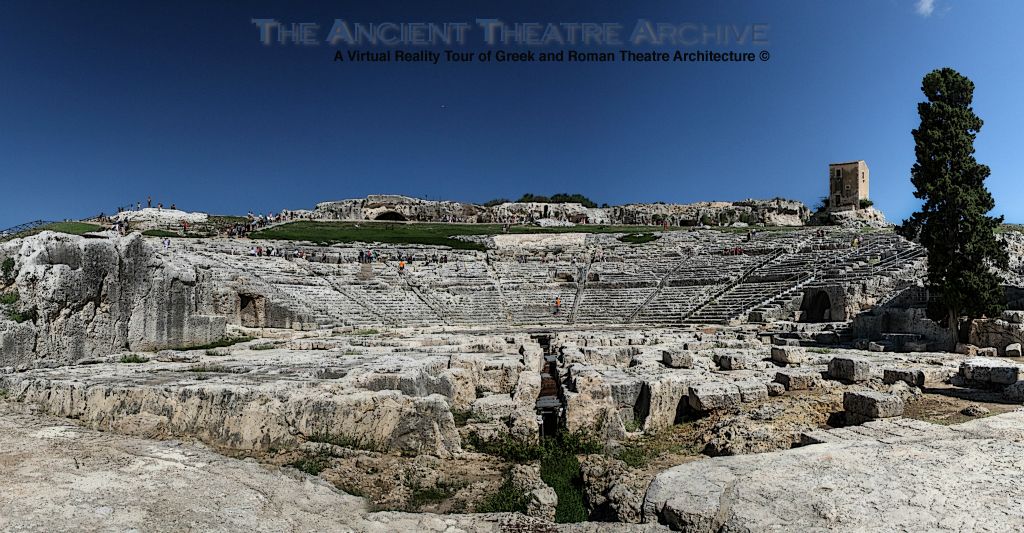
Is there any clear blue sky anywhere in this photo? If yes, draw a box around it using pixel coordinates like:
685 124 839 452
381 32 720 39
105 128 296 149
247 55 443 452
1 0 1021 228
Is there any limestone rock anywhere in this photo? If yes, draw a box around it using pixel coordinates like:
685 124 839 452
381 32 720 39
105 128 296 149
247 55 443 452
688 382 741 412
770 346 805 365
661 349 693 369
827 356 871 382
843 391 903 419
1007 343 1023 357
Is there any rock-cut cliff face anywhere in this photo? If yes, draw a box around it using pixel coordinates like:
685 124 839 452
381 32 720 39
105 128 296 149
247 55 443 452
0 232 225 369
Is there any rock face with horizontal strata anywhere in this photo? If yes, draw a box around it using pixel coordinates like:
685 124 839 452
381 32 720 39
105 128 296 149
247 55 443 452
0 232 225 369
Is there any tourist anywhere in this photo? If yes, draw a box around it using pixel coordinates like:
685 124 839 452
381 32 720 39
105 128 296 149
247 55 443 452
147 196 152 208
399 260 406 274
554 296 561 315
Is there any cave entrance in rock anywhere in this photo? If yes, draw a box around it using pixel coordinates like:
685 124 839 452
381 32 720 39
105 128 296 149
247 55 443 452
374 211 407 221
239 294 264 328
802 290 833 323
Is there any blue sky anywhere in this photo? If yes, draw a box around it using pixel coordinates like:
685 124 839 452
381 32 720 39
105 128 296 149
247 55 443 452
1 0 1021 227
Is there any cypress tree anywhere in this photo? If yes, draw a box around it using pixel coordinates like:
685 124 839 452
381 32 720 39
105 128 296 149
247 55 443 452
898 68 1008 344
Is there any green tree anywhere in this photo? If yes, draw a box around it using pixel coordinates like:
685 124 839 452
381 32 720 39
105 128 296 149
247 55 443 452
897 68 1008 343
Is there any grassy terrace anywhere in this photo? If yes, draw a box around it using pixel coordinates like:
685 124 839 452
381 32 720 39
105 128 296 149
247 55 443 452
250 220 681 251
1 221 103 242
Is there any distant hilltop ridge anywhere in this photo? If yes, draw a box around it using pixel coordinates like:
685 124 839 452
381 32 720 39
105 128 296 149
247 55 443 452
313 195 810 227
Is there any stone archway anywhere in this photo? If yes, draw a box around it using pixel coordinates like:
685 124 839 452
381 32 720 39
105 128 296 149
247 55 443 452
801 290 833 322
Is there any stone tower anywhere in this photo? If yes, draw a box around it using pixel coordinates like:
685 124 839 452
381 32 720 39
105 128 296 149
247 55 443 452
828 160 869 211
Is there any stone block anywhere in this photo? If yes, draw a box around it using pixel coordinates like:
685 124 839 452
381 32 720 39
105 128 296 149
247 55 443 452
827 356 871 382
977 347 999 357
766 382 786 396
662 350 693 369
904 341 928 353
960 358 1022 387
868 342 886 352
687 382 741 412
717 354 748 371
771 346 805 365
843 391 904 419
1007 343 1022 358
883 368 926 388
773 370 820 391
956 344 979 357
736 381 768 403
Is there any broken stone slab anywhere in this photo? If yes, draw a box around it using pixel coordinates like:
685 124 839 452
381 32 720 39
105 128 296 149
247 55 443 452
843 390 904 419
661 350 693 369
827 356 871 382
1007 343 1023 358
773 369 820 391
770 346 805 365
766 382 785 396
1003 310 1024 324
883 368 926 388
959 357 1023 387
868 342 886 352
687 382 740 412
956 343 980 357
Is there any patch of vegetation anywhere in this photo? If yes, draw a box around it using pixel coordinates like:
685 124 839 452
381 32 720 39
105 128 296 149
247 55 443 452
542 447 588 523
407 479 463 510
623 418 643 433
517 193 598 208
452 409 473 427
288 453 332 476
186 336 254 351
616 443 652 468
7 307 36 323
41 221 103 235
1 257 14 284
308 432 383 452
859 198 875 209
475 474 529 514
119 354 149 364
0 388 8 399
483 198 511 207
617 233 660 245
0 291 18 306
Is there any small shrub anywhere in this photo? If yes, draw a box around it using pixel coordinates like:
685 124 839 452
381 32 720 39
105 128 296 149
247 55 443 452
466 432 542 462
616 444 650 468
452 409 473 427
8 307 35 323
1 257 14 284
859 198 874 209
119 354 149 364
288 453 332 476
407 480 461 510
475 474 529 514
0 291 18 306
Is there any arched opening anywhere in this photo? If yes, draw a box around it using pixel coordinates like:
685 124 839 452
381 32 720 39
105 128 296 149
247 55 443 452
238 293 265 327
801 290 833 322
375 211 407 221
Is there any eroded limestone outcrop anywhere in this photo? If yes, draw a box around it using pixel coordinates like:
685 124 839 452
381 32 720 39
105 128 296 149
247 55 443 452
0 232 225 369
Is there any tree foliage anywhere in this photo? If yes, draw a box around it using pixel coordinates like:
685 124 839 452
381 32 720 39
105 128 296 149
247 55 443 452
516 193 598 208
897 68 1008 339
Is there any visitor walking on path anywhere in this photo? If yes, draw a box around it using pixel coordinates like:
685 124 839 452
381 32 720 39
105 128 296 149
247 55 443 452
554 296 562 315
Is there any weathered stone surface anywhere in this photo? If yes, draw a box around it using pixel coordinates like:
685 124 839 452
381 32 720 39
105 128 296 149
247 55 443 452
687 382 740 412
766 382 785 396
883 368 926 387
770 346 805 365
644 412 1024 531
717 353 750 371
735 380 768 403
0 232 226 369
867 341 886 352
843 391 903 419
661 349 693 369
1007 343 1023 357
978 347 999 357
827 356 872 382
960 357 1023 387
773 369 820 391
